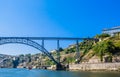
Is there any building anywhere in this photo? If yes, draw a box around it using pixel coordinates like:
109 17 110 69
102 26 120 36
50 49 57 53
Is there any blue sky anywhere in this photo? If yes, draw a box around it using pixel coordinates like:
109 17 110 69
0 0 120 55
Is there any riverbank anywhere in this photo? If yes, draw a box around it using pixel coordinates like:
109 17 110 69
69 62 120 71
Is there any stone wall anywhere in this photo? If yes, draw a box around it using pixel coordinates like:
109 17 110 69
69 63 120 71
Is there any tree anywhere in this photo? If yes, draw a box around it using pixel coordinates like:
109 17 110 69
45 59 55 65
59 47 64 52
93 40 115 62
66 56 75 64
25 54 32 62
94 33 110 39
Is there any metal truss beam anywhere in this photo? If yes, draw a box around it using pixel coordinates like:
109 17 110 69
0 38 59 64
0 37 98 41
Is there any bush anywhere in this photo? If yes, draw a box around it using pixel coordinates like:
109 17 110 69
95 33 110 39
45 59 55 65
93 40 115 61
66 56 75 63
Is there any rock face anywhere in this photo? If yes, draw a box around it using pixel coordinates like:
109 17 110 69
88 56 101 63
113 56 120 62
69 63 120 71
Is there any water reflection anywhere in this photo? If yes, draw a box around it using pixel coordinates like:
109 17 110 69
0 68 119 77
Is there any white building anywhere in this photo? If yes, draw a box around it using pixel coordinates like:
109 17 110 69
50 49 57 53
102 26 120 36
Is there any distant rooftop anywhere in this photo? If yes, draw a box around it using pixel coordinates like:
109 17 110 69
103 26 120 31
102 26 120 36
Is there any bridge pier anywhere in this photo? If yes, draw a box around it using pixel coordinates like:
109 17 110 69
56 64 65 70
57 40 60 63
75 40 80 63
40 39 44 67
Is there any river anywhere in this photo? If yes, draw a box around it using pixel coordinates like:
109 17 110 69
0 68 119 77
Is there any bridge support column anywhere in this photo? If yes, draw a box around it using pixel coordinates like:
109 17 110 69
57 40 60 63
41 40 44 67
76 40 80 63
76 40 79 53
56 63 63 70
42 39 44 47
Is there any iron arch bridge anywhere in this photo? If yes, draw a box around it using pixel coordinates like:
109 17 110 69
0 37 98 65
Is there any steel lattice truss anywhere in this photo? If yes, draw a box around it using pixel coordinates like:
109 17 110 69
0 38 58 64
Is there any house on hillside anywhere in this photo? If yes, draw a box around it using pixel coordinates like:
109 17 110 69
50 49 57 53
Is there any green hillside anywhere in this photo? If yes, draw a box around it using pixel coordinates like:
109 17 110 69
57 33 120 64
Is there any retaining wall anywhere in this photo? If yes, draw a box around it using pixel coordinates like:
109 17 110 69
69 63 120 71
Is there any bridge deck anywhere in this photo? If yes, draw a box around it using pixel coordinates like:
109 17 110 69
0 37 97 40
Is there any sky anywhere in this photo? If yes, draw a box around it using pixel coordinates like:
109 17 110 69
0 0 120 55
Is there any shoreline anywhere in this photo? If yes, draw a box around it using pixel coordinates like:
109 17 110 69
1 63 120 72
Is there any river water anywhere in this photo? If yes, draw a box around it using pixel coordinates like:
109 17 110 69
0 68 119 77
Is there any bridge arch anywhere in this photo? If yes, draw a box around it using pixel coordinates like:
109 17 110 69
0 38 58 64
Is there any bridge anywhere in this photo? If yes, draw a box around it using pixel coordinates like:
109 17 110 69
0 37 98 70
